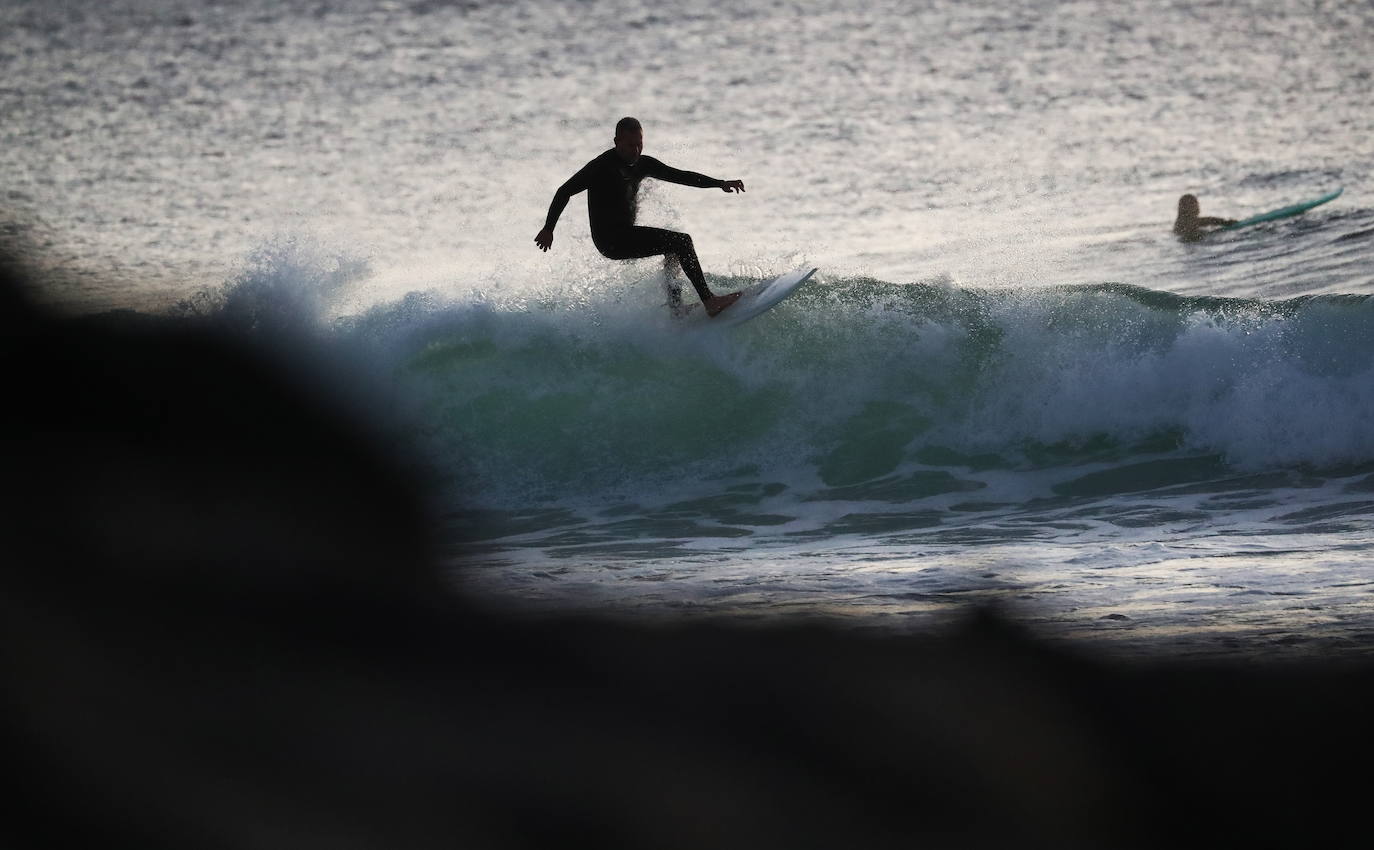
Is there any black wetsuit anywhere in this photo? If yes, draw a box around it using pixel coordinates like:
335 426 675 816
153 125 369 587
542 149 725 303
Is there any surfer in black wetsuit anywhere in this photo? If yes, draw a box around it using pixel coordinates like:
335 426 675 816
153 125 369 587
1174 194 1237 242
535 117 745 317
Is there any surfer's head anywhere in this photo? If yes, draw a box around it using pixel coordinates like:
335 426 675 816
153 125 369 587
1177 194 1200 220
614 116 643 165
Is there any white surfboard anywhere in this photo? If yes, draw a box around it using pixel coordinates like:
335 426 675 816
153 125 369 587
706 267 818 327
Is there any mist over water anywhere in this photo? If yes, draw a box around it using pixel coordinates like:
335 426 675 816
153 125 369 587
4 0 1374 654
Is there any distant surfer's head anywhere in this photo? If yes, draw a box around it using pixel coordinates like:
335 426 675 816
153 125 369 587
614 116 643 165
1177 194 1200 219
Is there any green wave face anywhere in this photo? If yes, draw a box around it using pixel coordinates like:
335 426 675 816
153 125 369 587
382 278 1374 507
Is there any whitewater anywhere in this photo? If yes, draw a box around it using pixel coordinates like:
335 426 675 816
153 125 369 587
4 0 1374 657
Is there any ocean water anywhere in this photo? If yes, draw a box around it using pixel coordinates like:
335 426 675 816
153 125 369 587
5 0 1374 657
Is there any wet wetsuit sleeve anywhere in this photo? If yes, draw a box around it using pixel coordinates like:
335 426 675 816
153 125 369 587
543 160 596 232
641 155 723 189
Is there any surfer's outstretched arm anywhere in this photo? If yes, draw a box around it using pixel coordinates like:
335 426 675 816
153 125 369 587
642 156 744 194
1198 216 1237 226
535 164 594 251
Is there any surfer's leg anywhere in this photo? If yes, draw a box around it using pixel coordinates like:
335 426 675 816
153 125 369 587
641 231 739 315
661 231 710 303
597 227 714 304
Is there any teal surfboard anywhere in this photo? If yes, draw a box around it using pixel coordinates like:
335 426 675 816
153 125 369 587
1222 187 1343 230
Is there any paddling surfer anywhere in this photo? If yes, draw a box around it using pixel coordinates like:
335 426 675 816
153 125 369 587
535 117 744 317
1174 194 1237 242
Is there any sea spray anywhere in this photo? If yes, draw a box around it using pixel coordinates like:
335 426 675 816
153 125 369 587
336 273 1374 507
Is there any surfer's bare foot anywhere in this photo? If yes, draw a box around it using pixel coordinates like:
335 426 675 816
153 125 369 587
705 292 741 318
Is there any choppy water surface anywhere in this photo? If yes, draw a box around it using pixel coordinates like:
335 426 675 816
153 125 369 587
4 0 1374 656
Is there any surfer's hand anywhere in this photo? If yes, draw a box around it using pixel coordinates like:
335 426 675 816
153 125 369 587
535 228 553 251
720 179 745 193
